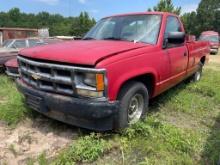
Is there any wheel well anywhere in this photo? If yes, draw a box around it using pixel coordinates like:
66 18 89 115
200 56 206 65
119 74 155 98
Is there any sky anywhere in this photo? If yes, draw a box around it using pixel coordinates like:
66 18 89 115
0 0 201 20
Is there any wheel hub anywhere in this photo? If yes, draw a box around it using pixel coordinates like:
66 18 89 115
128 94 144 124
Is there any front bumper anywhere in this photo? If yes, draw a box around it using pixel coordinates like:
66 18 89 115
16 79 119 131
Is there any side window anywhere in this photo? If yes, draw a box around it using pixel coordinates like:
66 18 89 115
13 40 26 48
164 16 183 48
165 16 182 39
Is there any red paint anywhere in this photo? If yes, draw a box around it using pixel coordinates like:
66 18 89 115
5 58 18 68
20 40 146 66
18 12 210 101
200 31 220 48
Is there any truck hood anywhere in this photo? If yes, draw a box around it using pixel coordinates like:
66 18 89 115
19 40 147 66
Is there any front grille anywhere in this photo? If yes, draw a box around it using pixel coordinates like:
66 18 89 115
17 56 105 96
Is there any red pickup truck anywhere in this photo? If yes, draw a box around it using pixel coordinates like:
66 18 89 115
16 12 210 131
199 31 219 54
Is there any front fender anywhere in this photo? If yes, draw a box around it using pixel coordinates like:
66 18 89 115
107 67 158 101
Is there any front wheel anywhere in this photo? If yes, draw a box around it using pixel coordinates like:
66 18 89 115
115 81 149 130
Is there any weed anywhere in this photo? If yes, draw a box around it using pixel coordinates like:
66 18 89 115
0 76 31 125
54 133 112 164
8 144 17 157
38 152 48 165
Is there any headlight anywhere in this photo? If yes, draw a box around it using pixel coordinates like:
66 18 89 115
75 72 106 98
84 73 96 87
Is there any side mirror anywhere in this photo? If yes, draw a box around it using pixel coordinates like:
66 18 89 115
167 32 185 44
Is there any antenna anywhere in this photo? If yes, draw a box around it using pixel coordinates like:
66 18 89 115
69 0 71 17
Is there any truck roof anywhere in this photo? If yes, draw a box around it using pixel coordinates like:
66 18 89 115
201 31 219 36
103 11 178 19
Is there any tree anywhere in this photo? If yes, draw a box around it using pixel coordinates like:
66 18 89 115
70 12 96 37
197 0 220 34
148 0 181 15
0 8 96 37
181 12 199 35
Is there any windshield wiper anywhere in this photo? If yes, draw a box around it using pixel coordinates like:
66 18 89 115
103 37 134 42
103 37 124 41
83 37 96 40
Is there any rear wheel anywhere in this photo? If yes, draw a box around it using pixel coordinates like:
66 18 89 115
191 62 203 82
115 81 149 130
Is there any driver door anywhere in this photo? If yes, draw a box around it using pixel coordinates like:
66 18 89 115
164 16 188 83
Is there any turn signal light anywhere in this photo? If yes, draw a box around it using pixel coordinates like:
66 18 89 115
96 74 105 91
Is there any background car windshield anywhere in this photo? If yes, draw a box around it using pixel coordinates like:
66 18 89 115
84 14 162 44
28 39 41 47
12 40 26 48
199 35 219 43
2 40 13 48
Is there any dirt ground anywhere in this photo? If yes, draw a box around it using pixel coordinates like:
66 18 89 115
0 52 219 165
0 117 78 165
206 52 220 70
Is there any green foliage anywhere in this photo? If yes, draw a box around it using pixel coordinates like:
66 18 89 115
148 0 181 15
197 0 220 34
54 133 112 164
181 12 199 35
0 8 96 37
181 0 220 36
119 117 202 165
38 152 48 165
203 122 220 164
0 76 31 125
70 12 96 36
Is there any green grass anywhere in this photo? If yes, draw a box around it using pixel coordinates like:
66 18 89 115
0 75 32 125
53 133 112 164
0 65 220 164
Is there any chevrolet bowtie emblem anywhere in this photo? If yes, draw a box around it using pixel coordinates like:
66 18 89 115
32 73 41 80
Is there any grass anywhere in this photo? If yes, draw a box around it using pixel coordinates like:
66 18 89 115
0 54 220 164
0 75 32 125
54 133 112 164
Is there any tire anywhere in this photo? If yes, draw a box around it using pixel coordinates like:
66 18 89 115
191 62 203 82
114 81 149 130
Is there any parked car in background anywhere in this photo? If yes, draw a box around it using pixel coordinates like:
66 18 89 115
199 31 219 54
0 38 44 71
5 58 18 78
16 12 210 131
5 38 63 77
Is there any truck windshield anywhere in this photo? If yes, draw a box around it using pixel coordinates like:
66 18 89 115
199 35 219 43
84 14 162 44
